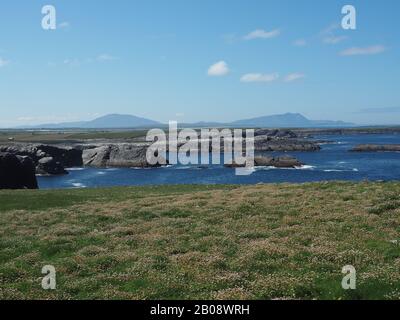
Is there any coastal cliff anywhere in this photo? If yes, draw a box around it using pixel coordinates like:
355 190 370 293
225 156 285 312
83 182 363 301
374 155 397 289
0 152 38 189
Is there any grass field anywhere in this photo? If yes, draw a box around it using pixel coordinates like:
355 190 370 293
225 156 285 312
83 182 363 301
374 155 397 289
1 182 400 300
0 130 148 143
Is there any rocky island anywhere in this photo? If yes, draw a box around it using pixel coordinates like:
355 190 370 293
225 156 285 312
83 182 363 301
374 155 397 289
225 156 303 168
351 144 400 152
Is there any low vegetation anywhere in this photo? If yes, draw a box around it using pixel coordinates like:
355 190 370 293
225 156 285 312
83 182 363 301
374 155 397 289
0 130 148 143
0 182 399 300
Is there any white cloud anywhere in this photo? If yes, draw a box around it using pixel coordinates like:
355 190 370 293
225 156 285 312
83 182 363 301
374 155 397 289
293 39 306 47
323 35 348 44
243 29 280 40
0 57 10 67
340 45 386 56
58 21 70 29
284 73 305 82
240 73 279 83
207 61 229 76
97 54 118 62
320 23 340 36
320 23 349 45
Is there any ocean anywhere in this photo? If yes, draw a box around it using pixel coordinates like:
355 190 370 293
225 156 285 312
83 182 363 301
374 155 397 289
38 133 400 189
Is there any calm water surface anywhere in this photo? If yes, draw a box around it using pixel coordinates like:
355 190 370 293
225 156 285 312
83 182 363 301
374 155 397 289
38 134 400 189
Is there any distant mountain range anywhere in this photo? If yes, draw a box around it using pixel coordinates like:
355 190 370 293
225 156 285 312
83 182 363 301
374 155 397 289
20 113 355 129
230 113 353 128
25 114 162 129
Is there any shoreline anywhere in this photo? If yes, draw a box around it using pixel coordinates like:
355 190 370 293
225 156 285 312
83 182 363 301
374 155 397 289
18 179 396 192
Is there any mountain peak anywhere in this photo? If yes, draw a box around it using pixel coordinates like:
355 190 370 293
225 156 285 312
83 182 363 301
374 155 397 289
232 113 353 128
84 114 161 128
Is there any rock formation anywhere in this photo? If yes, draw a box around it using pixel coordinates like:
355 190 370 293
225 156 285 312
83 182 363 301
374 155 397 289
82 143 165 168
351 144 400 152
225 156 303 169
254 135 320 152
0 144 82 175
0 152 38 189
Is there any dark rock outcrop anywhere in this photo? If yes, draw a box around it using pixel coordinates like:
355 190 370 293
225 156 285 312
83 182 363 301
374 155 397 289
255 156 303 168
225 156 303 168
35 145 83 167
36 157 67 175
351 144 400 152
254 135 320 152
185 134 320 152
0 152 38 189
0 144 82 175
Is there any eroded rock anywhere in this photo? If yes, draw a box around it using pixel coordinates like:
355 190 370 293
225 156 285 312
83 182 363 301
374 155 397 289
0 152 38 189
225 156 303 168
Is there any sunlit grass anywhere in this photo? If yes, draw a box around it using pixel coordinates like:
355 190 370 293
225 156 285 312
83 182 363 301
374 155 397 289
0 182 399 300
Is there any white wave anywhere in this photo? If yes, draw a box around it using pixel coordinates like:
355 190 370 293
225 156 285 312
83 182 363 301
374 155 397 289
97 171 106 175
71 182 87 188
255 166 275 171
255 165 315 171
323 168 359 173
296 165 315 170
66 167 85 171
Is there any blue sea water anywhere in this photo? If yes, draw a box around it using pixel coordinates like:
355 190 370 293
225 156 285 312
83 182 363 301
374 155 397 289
38 134 400 189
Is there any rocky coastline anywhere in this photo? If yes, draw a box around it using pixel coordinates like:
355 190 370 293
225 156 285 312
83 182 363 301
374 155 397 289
0 129 325 189
0 129 320 172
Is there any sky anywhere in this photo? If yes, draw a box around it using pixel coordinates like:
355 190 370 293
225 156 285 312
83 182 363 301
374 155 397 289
0 0 399 127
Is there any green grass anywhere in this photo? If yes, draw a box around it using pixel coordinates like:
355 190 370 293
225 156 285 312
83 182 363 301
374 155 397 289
0 182 399 300
0 130 149 143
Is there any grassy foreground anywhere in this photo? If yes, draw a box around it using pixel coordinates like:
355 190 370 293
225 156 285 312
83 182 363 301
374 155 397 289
0 182 400 300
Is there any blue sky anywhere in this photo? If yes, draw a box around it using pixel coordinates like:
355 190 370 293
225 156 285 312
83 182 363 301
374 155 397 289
0 0 399 127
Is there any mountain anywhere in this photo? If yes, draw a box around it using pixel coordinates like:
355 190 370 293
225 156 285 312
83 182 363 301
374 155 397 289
231 113 354 128
27 114 162 129
82 114 161 128
19 113 354 129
